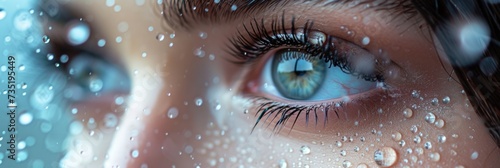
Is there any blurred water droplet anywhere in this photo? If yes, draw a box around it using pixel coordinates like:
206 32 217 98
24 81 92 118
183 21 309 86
402 108 413 118
88 78 104 92
195 97 203 106
471 151 478 160
0 9 6 20
480 56 498 76
399 140 406 147
413 136 421 144
410 125 418 133
167 107 179 119
411 90 419 98
141 52 147 58
215 103 221 110
342 160 352 168
67 22 90 45
336 141 343 147
374 147 397 167
431 98 439 106
199 32 207 39
356 163 368 168
278 159 287 168
194 48 205 58
231 4 238 11
429 152 440 162
300 145 311 155
425 112 436 124
14 11 33 31
340 150 347 156
115 96 124 105
19 64 25 71
457 21 490 65
391 132 402 141
104 113 118 127
42 35 50 43
361 36 370 45
97 39 106 47
156 33 165 41
19 113 33 125
424 141 432 149
131 149 139 158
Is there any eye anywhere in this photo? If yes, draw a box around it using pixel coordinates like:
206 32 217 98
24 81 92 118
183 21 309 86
65 52 131 98
261 48 377 101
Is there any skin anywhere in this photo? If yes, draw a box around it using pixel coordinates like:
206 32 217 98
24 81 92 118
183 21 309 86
47 0 500 167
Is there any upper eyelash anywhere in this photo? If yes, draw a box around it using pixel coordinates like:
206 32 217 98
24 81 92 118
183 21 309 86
227 15 384 82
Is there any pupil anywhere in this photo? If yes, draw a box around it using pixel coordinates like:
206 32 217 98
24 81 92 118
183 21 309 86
271 49 326 100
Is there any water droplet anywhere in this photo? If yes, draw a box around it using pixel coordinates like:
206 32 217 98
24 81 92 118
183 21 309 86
195 97 203 106
88 78 104 92
424 141 432 149
374 147 397 167
230 4 237 11
342 160 352 168
425 112 436 124
300 145 311 155
278 159 288 168
104 113 118 127
413 136 421 144
340 150 347 156
391 132 402 141
429 152 440 162
42 35 50 43
19 65 26 71
156 33 165 41
399 140 406 147
71 108 78 114
411 90 419 98
431 98 439 106
442 96 451 104
95 39 106 47
169 33 176 39
167 107 179 119
361 36 370 45
199 32 207 39
141 52 147 58
14 11 34 31
354 146 360 152
116 36 122 43
434 119 445 128
67 22 90 45
106 0 115 7
131 149 139 158
215 103 221 110
19 113 33 125
47 53 54 61
410 125 418 133
356 163 368 168
336 141 343 147
471 151 478 160
403 108 413 118
457 21 490 65
194 47 205 57
0 9 6 20
437 135 447 143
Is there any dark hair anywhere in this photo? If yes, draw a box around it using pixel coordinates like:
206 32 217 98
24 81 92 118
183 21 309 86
412 0 500 145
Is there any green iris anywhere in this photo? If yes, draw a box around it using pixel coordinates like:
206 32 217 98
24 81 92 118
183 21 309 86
272 49 326 100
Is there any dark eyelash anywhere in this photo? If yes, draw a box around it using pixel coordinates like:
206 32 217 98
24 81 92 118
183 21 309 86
227 15 384 82
251 97 343 133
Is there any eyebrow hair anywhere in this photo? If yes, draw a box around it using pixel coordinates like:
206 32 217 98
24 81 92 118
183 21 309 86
162 0 417 30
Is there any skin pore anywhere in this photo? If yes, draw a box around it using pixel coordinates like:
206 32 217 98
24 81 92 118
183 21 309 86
40 0 500 167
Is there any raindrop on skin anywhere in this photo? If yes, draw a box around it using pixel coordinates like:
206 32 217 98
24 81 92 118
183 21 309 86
425 112 436 124
167 107 179 119
471 151 479 160
156 33 165 41
67 22 90 45
361 36 370 45
442 96 451 104
42 35 50 43
373 147 398 167
131 149 139 158
194 97 203 106
403 108 413 118
0 9 6 20
300 146 311 155
391 132 402 141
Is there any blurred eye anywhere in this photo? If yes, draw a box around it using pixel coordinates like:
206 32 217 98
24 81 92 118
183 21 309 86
63 52 131 100
260 48 377 101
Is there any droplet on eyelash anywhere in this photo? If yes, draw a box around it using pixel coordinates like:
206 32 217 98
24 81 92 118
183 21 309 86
167 107 179 119
434 119 445 128
403 108 413 118
278 159 288 168
374 147 397 167
300 145 311 155
342 160 352 168
391 132 402 141
307 31 326 45
425 112 436 124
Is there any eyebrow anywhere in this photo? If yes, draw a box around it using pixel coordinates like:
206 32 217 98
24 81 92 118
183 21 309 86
163 0 417 30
